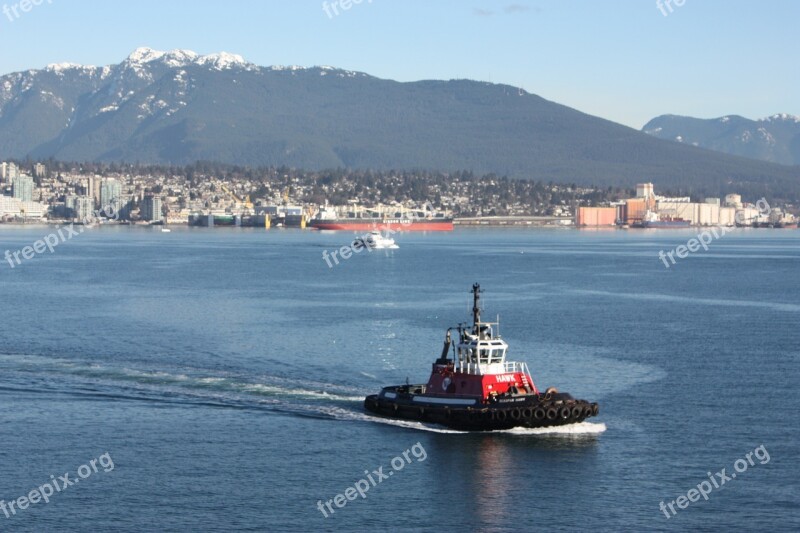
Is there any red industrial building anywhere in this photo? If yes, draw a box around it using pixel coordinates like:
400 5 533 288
576 207 617 226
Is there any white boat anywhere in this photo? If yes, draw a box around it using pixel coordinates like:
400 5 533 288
161 227 171 233
353 230 398 250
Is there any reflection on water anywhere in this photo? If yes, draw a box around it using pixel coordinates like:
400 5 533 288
424 427 603 530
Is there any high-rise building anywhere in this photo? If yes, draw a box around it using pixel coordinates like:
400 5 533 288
65 195 93 220
34 163 47 178
85 177 95 201
100 178 122 216
2 162 20 182
92 177 102 205
75 196 94 221
12 175 34 202
142 195 163 222
65 194 78 216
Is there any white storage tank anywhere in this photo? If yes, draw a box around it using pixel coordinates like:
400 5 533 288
725 194 743 208
698 203 720 226
736 207 759 226
719 207 736 226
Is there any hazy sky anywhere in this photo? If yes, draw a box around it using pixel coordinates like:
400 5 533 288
0 0 796 128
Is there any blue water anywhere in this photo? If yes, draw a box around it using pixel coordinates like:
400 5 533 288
1 226 798 532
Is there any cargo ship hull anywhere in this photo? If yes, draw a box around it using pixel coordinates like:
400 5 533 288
311 218 454 231
633 220 692 229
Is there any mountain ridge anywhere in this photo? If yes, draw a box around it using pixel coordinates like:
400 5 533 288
643 113 800 166
1 48 798 197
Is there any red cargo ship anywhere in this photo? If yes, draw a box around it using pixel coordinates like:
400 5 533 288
310 206 454 231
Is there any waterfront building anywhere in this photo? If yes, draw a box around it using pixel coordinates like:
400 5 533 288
67 195 94 220
142 195 163 222
0 197 47 220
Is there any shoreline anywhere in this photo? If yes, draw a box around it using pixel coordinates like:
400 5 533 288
1 217 797 230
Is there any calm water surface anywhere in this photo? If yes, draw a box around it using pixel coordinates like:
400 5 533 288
1 226 798 532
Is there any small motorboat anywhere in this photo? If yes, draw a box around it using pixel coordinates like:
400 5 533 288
353 230 398 250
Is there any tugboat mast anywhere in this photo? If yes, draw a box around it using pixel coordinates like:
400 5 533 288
472 282 482 332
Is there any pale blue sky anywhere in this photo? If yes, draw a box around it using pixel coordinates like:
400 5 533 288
0 0 797 128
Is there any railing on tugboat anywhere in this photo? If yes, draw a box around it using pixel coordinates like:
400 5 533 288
455 360 532 376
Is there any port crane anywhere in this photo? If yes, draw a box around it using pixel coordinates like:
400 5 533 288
220 183 253 213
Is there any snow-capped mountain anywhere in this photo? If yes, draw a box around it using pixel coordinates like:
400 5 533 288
643 114 800 165
0 48 797 190
121 47 254 72
0 47 370 167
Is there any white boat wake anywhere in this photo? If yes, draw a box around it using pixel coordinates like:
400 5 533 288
499 422 607 436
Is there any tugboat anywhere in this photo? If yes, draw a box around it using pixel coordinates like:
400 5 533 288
364 284 599 431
